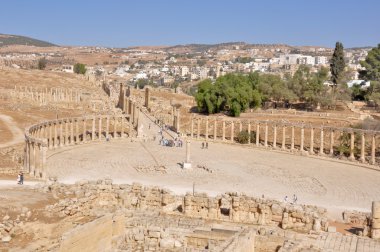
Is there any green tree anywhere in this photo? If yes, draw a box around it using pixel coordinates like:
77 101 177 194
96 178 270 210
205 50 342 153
330 42 346 85
37 57 47 70
73 63 86 74
360 44 380 81
195 73 262 117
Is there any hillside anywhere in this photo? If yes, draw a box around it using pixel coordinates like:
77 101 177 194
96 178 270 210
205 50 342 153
0 34 56 47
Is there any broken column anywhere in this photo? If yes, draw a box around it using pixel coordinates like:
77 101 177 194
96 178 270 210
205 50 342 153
183 140 192 169
371 201 380 239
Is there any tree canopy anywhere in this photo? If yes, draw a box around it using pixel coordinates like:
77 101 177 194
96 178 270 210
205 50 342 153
195 67 332 116
330 42 345 85
73 63 86 75
360 44 380 81
195 73 262 117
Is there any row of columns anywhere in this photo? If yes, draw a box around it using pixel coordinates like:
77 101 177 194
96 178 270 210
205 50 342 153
13 86 82 104
25 115 133 178
24 139 47 179
28 116 132 149
189 117 378 165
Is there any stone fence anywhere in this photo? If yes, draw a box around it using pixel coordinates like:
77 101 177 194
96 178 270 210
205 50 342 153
186 115 379 166
252 108 362 120
10 86 83 105
24 114 136 179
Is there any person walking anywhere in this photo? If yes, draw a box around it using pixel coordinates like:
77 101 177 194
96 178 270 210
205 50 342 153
205 142 208 149
20 172 24 185
17 172 21 185
201 142 204 149
293 194 297 204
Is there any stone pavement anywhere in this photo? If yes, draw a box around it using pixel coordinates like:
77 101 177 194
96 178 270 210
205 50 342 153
46 139 380 219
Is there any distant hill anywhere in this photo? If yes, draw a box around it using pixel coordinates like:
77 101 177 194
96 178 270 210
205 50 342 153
0 34 56 47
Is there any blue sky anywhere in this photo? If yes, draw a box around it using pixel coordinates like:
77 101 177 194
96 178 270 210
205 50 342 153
0 0 379 48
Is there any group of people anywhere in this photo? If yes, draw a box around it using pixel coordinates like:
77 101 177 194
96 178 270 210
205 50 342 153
284 194 298 204
201 142 209 149
17 171 24 185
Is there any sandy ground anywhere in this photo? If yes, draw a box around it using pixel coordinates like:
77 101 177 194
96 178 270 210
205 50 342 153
0 114 24 147
46 137 380 220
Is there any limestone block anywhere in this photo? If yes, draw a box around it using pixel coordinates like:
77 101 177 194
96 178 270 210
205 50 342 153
371 228 380 239
371 218 380 229
159 238 175 248
373 202 380 219
271 203 283 216
312 219 321 232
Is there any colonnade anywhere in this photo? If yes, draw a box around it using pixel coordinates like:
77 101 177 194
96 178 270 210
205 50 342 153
12 86 82 104
188 116 379 166
24 114 132 178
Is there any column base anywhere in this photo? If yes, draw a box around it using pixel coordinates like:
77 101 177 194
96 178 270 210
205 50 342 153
183 163 192 169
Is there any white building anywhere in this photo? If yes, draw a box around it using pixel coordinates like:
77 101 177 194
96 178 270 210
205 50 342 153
62 65 74 73
279 54 302 65
298 56 315 65
180 66 189 77
315 56 328 65
347 80 370 89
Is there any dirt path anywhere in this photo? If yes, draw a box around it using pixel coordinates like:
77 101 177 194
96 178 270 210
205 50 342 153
0 114 24 148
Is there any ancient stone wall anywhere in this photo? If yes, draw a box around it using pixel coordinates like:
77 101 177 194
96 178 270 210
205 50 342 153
42 180 329 234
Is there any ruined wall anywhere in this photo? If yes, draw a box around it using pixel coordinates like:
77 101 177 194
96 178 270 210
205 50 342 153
42 180 329 234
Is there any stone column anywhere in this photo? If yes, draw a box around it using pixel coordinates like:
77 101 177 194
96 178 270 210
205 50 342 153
239 121 242 133
248 121 251 144
230 121 234 143
205 118 209 140
183 140 192 169
54 122 58 148
222 119 226 141
176 109 180 133
319 127 324 155
213 119 217 141
31 142 36 176
197 118 201 139
121 116 125 138
92 117 96 141
190 117 194 138
310 127 314 154
59 121 63 147
49 123 53 149
264 123 268 147
350 131 355 161
300 127 304 151
371 134 376 165
70 120 74 145
106 116 110 139
281 126 286 150
256 124 260 146
24 140 29 172
83 119 87 143
64 120 68 145
273 124 277 148
360 133 365 162
113 117 117 138
371 201 380 239
290 126 295 151
98 117 102 140
40 143 47 178
75 119 79 144
329 130 334 156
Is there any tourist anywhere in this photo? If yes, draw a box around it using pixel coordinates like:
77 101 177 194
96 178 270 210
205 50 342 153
284 195 288 203
148 123 151 129
17 172 21 185
205 142 208 149
201 142 204 149
293 194 297 204
20 172 24 185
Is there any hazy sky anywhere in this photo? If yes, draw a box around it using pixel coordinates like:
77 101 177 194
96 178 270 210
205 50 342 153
1 0 379 48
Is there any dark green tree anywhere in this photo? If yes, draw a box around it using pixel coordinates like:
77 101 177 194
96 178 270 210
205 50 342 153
73 63 86 74
330 42 346 85
359 44 380 81
37 57 47 70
